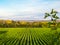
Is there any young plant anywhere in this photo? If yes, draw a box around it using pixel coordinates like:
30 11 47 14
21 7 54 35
44 9 59 30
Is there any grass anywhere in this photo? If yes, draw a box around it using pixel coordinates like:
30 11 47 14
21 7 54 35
0 28 60 45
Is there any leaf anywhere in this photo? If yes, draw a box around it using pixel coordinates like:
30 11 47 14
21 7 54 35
55 16 59 19
52 14 56 18
44 15 48 18
52 15 55 18
50 9 54 14
50 9 58 14
44 13 50 18
53 9 58 14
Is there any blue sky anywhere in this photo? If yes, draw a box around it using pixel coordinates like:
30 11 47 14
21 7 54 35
0 0 60 20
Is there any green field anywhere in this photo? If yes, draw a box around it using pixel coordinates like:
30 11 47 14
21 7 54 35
0 28 60 45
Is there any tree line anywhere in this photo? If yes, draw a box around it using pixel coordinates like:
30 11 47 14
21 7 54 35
0 20 60 28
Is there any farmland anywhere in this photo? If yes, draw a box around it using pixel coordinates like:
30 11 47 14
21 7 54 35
0 28 60 45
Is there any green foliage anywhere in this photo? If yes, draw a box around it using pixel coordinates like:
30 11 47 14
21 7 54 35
0 28 60 45
0 20 60 28
44 9 59 30
44 13 50 18
44 9 59 20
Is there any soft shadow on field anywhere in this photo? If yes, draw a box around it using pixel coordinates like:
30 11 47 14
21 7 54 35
0 31 8 34
0 28 60 45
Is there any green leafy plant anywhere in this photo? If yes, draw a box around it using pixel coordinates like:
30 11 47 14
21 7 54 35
44 9 59 30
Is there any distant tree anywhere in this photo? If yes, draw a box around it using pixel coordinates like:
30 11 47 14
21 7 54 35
32 22 39 27
20 21 28 27
44 9 59 30
44 9 59 21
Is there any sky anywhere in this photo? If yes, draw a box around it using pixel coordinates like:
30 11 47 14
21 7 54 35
0 0 60 20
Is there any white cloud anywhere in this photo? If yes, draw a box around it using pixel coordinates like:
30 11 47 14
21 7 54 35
0 8 17 17
0 0 60 20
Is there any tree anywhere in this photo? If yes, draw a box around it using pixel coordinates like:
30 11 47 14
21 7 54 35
44 9 59 21
44 9 59 30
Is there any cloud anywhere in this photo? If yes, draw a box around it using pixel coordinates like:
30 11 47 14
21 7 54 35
0 0 60 20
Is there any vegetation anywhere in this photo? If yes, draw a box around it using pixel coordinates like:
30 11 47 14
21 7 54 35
44 9 59 30
0 28 60 45
0 20 60 28
44 9 59 21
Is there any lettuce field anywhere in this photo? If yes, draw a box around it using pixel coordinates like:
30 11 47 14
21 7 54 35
0 28 60 45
